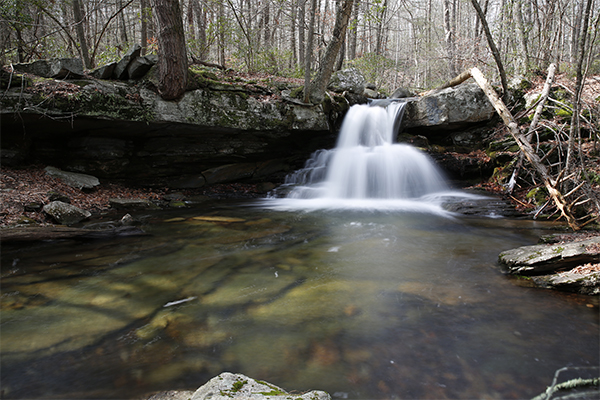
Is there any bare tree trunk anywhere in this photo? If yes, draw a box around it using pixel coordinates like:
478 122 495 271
443 0 456 77
375 0 387 55
72 0 91 68
218 1 225 66
470 0 508 100
140 0 149 55
308 0 354 104
151 0 188 100
303 0 318 103
565 0 593 174
515 0 530 75
263 2 270 49
335 33 346 71
298 0 306 67
290 0 297 67
348 0 359 60
193 0 208 61
117 0 129 43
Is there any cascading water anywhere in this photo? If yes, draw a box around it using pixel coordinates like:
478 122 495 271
265 100 460 211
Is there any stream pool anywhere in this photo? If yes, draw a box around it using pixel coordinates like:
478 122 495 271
1 200 598 399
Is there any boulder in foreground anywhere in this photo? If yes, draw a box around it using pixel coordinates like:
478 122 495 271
190 372 330 400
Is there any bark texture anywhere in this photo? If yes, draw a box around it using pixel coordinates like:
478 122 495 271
151 0 188 100
308 0 355 104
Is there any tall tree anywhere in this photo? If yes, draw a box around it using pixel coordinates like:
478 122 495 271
72 0 91 68
470 0 508 100
565 0 594 173
303 0 317 103
307 0 355 104
140 0 150 55
443 0 456 77
151 0 188 100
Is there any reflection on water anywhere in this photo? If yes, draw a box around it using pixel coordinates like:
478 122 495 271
1 201 598 399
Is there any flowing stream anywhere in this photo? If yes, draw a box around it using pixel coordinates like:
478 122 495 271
1 206 598 399
1 103 598 399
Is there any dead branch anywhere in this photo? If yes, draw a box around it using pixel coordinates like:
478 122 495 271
420 70 472 96
469 67 580 230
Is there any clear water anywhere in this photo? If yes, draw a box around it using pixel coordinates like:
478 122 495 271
1 202 598 399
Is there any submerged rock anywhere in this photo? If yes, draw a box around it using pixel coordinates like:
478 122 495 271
190 372 330 400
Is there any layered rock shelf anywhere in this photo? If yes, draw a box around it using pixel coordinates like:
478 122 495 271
2 57 499 187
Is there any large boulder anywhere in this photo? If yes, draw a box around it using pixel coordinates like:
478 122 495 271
12 58 84 79
190 372 330 400
43 201 91 225
328 68 366 95
403 83 495 131
114 44 142 79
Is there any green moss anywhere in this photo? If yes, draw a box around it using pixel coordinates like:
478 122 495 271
258 389 287 396
556 108 573 118
232 379 247 392
289 86 304 99
526 187 548 206
553 246 565 254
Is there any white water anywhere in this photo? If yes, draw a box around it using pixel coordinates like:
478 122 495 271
265 101 474 212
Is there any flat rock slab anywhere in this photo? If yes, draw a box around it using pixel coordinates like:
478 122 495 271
499 237 600 275
190 372 330 400
109 198 159 210
45 166 100 189
532 267 600 295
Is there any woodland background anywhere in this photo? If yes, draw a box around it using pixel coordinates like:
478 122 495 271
2 0 599 94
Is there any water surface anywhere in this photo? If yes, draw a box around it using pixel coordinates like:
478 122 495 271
1 201 598 399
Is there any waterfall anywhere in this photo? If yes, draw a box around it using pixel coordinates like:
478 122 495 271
264 100 455 211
